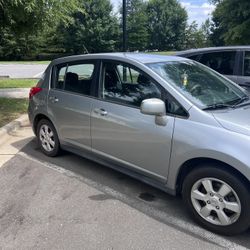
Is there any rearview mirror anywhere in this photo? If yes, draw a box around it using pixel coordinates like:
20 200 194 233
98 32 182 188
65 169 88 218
140 98 166 116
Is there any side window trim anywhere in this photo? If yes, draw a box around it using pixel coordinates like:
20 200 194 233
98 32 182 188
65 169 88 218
234 50 242 76
241 50 250 77
63 64 69 90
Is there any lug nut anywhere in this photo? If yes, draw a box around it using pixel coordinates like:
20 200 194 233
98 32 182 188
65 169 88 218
207 200 211 204
219 198 223 202
210 193 213 197
216 206 220 210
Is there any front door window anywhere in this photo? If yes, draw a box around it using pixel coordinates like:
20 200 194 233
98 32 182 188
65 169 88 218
100 62 162 107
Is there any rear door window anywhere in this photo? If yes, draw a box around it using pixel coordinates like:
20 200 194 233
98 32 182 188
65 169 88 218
54 62 95 96
199 51 236 75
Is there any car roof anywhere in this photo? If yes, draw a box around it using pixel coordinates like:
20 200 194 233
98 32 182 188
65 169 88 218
175 46 250 56
52 52 188 65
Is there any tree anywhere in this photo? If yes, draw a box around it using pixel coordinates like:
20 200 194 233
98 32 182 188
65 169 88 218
0 0 80 34
125 0 149 51
210 0 250 45
147 0 187 51
184 22 205 49
56 0 119 54
201 19 212 46
0 0 81 59
184 20 212 49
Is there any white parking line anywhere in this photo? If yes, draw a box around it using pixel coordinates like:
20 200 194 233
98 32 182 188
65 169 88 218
18 151 247 250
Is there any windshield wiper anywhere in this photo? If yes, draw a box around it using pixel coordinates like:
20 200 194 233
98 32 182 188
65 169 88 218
203 96 250 111
231 96 250 108
203 103 233 110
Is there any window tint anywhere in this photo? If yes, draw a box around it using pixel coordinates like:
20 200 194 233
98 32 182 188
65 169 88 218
55 63 95 95
199 51 236 75
244 51 250 76
100 62 162 107
187 55 200 61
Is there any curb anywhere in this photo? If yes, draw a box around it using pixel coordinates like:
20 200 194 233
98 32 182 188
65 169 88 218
0 114 30 145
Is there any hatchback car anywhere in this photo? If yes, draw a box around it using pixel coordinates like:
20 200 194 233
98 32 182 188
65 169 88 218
28 53 250 235
175 46 250 92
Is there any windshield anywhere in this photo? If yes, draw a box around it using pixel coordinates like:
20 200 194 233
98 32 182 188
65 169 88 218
147 60 248 109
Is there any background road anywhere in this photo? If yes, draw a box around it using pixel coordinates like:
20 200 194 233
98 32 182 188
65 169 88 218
0 127 250 249
0 64 48 78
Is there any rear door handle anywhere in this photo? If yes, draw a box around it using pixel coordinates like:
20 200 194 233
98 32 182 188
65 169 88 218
49 96 59 103
94 108 108 116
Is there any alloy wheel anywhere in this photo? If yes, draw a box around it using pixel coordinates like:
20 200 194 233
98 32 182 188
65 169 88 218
191 177 241 226
39 124 55 152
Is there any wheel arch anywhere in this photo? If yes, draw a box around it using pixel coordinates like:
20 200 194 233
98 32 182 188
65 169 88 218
33 113 55 136
176 157 250 195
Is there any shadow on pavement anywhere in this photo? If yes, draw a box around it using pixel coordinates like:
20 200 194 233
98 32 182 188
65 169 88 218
10 138 250 248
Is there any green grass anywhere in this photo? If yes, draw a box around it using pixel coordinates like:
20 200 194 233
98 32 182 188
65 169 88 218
0 61 50 65
0 79 37 88
0 98 28 127
147 51 176 55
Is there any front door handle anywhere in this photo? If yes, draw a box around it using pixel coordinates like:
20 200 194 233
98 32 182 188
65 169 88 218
94 108 108 116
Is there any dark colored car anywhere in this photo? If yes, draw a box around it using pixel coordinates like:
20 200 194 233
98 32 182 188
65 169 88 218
176 46 250 92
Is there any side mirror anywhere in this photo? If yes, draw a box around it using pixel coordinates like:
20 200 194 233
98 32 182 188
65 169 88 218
140 98 167 126
140 98 166 116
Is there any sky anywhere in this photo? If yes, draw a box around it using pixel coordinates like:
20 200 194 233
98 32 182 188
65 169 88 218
111 0 215 26
180 0 215 25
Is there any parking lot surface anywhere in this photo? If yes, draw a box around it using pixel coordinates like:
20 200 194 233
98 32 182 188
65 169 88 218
0 64 47 78
0 126 249 249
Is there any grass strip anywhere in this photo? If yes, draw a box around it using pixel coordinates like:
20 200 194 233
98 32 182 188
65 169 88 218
0 98 28 127
0 79 37 88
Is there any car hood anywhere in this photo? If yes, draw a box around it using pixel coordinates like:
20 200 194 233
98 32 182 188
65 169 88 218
212 105 250 136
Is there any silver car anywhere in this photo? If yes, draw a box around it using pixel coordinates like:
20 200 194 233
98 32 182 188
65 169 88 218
28 53 250 235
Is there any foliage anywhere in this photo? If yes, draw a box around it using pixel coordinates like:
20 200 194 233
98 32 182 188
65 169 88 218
0 0 80 34
210 0 250 45
0 79 37 88
0 98 28 127
124 0 149 51
184 20 212 49
54 0 119 54
147 0 187 51
0 0 81 59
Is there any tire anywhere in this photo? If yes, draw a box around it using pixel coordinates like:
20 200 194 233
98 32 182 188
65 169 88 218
37 119 61 157
182 165 250 235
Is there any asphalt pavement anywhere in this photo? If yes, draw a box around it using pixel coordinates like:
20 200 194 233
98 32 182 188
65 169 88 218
0 64 48 78
0 125 249 249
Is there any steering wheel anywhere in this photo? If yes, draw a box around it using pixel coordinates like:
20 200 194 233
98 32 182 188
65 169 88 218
190 84 202 95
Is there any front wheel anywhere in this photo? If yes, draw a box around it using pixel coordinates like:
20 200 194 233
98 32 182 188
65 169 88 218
182 166 250 235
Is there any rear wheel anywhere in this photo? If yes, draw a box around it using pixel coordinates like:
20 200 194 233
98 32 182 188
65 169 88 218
182 165 250 235
37 119 60 157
